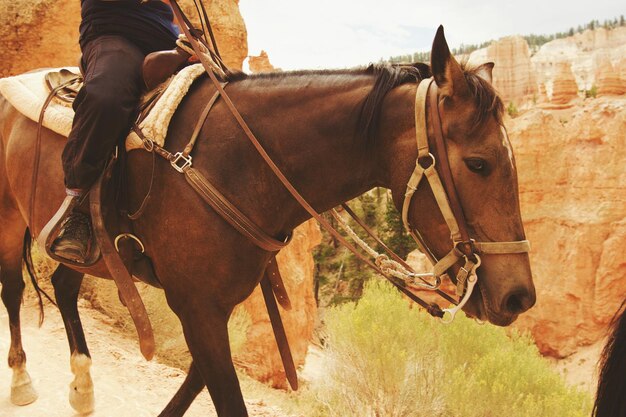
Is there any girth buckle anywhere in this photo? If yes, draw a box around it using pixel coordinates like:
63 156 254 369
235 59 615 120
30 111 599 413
171 152 193 173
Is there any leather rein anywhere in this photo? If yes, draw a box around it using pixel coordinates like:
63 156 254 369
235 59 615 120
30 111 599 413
152 1 530 322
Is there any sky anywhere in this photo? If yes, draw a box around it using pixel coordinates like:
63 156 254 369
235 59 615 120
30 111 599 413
239 0 624 70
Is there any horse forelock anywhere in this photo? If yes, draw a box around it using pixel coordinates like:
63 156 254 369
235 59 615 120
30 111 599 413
460 63 505 131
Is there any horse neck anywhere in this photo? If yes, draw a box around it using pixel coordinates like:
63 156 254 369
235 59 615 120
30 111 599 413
193 74 394 235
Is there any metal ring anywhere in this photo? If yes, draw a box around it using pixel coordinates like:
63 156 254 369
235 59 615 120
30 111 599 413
114 233 146 254
417 152 436 169
143 138 155 152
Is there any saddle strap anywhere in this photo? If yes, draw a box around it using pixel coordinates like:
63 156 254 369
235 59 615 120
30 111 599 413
260 262 298 391
90 157 155 361
266 256 291 310
184 167 291 252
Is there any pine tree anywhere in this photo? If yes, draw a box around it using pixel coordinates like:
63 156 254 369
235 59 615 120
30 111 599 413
380 196 415 259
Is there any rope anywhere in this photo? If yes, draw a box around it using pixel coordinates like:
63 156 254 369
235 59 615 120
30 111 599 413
175 34 226 78
330 209 440 290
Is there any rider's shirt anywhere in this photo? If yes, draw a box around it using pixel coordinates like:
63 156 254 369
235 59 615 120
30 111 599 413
80 0 179 54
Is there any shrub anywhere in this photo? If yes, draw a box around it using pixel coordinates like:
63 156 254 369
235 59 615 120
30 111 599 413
585 85 598 98
311 281 592 417
507 101 519 117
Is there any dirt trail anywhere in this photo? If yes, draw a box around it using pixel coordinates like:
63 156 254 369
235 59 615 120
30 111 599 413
0 297 289 417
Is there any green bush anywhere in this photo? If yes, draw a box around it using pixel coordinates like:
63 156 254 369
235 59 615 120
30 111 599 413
507 101 519 117
584 85 598 98
311 281 592 417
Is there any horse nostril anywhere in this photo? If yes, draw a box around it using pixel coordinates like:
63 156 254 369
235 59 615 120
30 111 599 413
504 290 535 315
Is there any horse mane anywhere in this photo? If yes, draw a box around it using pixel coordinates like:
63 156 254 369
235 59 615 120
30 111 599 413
225 61 504 142
593 299 626 417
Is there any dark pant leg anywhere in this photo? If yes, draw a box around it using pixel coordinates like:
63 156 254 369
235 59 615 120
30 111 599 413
62 35 145 190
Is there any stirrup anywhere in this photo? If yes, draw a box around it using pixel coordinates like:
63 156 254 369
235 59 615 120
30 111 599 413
39 195 101 267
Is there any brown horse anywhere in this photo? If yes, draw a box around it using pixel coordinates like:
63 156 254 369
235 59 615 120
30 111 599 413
0 27 535 416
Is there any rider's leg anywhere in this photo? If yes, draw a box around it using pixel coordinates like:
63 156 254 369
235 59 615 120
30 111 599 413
52 35 145 263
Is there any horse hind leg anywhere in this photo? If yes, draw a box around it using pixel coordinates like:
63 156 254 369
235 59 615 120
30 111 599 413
51 264 95 414
0 235 37 406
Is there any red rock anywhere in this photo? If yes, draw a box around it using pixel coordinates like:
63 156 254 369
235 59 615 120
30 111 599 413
595 53 625 96
550 62 578 104
249 50 279 73
509 97 626 357
468 36 537 105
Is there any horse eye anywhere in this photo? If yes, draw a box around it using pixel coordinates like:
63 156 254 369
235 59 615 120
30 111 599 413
464 158 490 175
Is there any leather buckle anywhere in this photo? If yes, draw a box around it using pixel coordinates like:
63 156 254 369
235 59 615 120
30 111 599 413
171 152 193 173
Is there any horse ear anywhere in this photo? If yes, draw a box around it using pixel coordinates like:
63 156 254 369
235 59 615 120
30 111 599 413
475 62 495 84
430 25 469 98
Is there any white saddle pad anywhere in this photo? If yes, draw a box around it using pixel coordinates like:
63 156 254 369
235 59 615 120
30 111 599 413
0 64 206 150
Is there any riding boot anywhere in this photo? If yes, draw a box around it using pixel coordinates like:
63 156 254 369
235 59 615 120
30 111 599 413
50 189 94 264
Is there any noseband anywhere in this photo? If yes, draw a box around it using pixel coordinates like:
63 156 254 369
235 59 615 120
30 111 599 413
401 78 530 322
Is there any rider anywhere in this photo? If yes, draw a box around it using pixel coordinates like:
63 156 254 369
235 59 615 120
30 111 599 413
52 0 179 262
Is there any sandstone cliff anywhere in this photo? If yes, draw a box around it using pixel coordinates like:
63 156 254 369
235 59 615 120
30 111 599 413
550 62 579 105
0 0 247 76
468 36 537 104
532 27 626 94
509 97 626 357
248 50 278 73
468 27 626 105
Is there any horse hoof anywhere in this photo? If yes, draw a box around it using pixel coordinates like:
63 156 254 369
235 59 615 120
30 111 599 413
69 381 95 414
11 381 38 406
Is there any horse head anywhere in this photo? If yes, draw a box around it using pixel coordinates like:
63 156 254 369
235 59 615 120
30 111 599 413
388 26 535 326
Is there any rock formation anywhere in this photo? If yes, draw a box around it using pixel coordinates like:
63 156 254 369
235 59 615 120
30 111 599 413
595 53 625 96
508 96 626 357
0 0 82 77
0 0 247 76
248 50 278 73
550 62 579 104
532 27 626 94
468 36 537 104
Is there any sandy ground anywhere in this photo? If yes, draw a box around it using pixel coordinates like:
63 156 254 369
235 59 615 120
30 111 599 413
0 297 290 417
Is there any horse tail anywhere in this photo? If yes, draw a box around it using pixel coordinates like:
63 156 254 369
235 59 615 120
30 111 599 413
22 228 56 326
593 298 626 417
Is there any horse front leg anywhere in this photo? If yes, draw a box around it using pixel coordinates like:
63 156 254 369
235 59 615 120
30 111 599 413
0 257 37 406
158 361 205 417
174 298 247 417
51 264 95 414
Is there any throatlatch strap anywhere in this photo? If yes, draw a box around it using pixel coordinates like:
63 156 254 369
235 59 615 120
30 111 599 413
474 240 531 254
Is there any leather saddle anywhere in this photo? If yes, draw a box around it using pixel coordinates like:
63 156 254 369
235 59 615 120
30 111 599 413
40 45 193 284
44 46 192 103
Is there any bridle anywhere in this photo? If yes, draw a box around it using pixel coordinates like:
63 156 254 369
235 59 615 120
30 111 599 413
402 78 530 322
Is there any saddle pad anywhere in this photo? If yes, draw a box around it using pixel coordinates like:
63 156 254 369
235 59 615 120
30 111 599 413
0 64 206 150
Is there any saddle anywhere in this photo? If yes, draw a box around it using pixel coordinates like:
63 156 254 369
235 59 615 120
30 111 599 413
39 45 196 277
43 46 193 103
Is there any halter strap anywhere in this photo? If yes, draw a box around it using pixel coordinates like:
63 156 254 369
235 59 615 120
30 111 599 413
401 78 530 317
